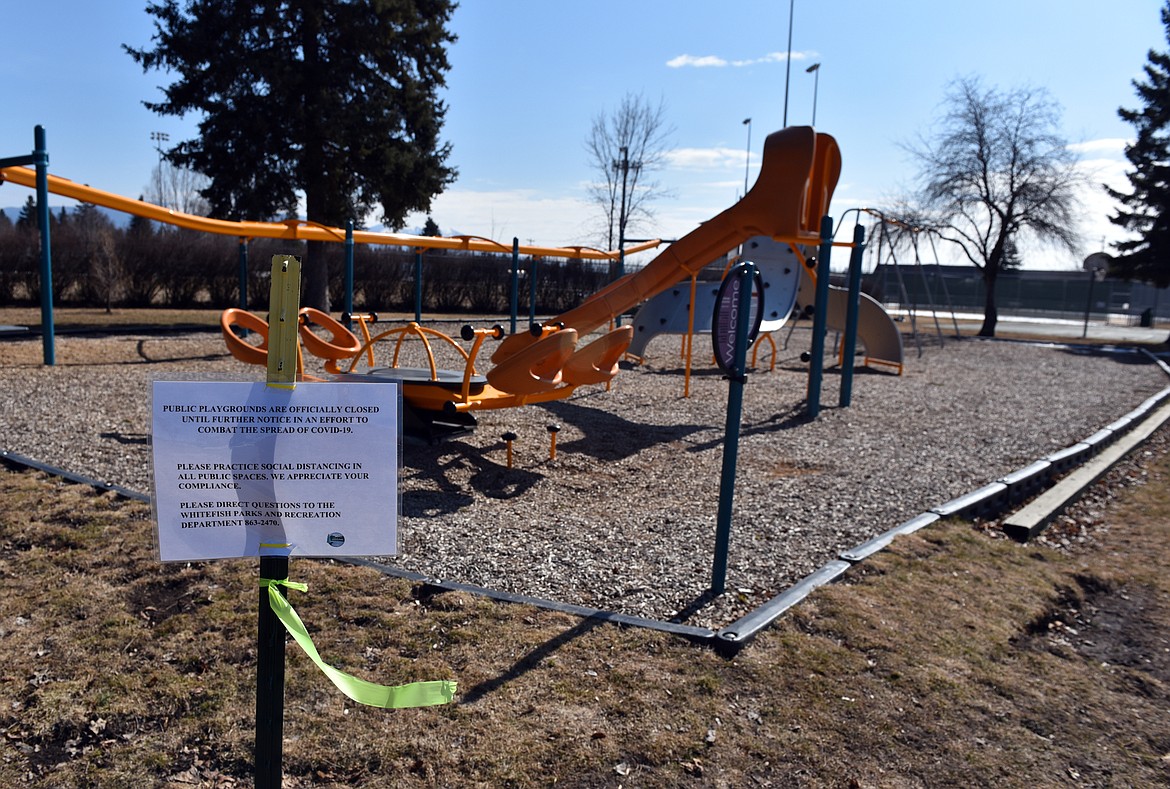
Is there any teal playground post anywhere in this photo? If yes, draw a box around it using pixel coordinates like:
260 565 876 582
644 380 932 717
806 216 833 418
413 248 423 323
839 223 866 407
711 261 760 595
615 246 626 327
528 256 539 328
343 220 355 322
237 238 249 309
510 238 520 334
34 128 52 365
1 127 55 364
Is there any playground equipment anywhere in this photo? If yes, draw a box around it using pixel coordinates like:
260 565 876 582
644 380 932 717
0 163 659 261
213 126 848 435
490 126 840 365
626 235 802 360
8 123 891 429
0 151 660 366
793 253 904 374
626 233 903 379
865 209 961 357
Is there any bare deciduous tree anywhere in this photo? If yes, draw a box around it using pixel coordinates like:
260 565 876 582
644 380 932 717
585 93 675 255
907 77 1082 336
146 159 211 217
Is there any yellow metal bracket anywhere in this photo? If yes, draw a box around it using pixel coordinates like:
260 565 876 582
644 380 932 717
266 254 302 389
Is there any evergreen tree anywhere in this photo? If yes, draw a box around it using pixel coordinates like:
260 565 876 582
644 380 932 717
16 196 36 230
422 216 441 237
126 0 458 310
1106 2 1170 287
128 197 154 237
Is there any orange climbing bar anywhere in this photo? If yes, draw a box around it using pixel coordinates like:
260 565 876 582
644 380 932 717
0 165 659 261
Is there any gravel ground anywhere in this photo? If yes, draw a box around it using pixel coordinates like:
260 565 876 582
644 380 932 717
1 324 1166 629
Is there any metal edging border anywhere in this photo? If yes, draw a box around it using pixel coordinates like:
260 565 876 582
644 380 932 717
347 557 717 642
0 449 149 503
713 374 1170 654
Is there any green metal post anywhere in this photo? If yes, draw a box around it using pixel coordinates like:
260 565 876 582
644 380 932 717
510 238 520 334
34 126 54 366
529 256 539 328
255 554 288 788
839 224 866 407
237 238 249 309
414 249 423 323
615 247 625 327
344 220 354 326
807 216 833 418
711 262 757 595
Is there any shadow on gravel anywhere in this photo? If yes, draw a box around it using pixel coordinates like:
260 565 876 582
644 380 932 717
540 399 707 461
685 402 812 453
1056 346 1156 365
99 431 150 446
403 438 543 509
401 488 475 517
135 339 230 364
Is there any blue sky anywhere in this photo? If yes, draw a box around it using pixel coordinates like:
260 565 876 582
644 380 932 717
0 1 1164 271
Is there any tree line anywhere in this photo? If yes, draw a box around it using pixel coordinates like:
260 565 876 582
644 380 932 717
0 198 615 316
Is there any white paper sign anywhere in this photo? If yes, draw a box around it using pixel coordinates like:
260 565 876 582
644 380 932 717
151 380 399 561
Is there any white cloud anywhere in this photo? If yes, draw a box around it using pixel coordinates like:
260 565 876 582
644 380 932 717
666 54 727 68
666 146 749 170
1068 138 1130 156
666 50 813 69
404 188 599 249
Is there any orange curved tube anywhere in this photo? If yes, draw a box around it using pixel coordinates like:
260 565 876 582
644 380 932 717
0 165 658 261
486 330 578 396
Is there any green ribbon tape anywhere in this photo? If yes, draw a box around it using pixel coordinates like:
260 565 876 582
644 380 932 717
261 578 457 709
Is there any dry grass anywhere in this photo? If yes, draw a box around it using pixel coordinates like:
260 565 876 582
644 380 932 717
0 439 1168 787
0 307 224 331
2 307 1169 787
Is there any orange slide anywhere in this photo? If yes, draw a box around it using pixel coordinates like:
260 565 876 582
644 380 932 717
267 126 839 435
491 125 841 366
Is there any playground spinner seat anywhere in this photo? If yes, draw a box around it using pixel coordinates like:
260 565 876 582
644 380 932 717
485 328 578 395
221 307 270 367
337 321 490 407
298 307 363 373
561 325 633 386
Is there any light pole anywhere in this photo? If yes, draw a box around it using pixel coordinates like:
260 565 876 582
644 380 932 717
612 146 641 325
805 63 821 126
150 131 169 163
150 131 170 207
613 145 641 260
742 118 752 196
782 0 795 126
